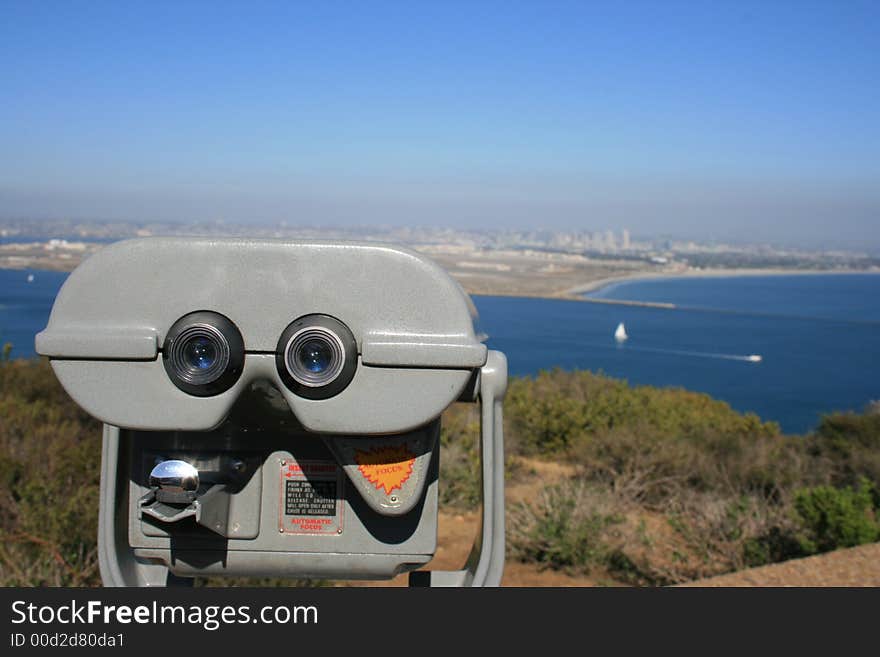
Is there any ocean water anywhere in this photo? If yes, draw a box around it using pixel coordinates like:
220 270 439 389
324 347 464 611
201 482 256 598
0 269 69 361
474 273 880 434
1 268 878 434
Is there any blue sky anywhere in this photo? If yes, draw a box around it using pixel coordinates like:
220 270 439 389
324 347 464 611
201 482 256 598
1 1 878 249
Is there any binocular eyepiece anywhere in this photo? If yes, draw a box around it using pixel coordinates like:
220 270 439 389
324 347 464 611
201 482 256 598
163 311 244 396
163 311 357 400
275 314 358 400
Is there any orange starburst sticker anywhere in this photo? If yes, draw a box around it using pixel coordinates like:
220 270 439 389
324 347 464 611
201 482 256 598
355 445 416 495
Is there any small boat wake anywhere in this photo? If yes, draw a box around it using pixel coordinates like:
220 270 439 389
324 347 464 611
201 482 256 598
620 343 763 363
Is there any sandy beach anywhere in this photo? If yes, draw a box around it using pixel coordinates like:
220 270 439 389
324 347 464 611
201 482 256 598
563 266 880 300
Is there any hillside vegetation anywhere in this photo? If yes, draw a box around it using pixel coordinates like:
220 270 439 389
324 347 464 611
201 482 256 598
441 369 880 584
1 358 878 586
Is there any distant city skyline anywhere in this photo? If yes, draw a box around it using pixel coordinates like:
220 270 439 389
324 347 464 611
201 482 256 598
5 216 878 261
1 1 878 250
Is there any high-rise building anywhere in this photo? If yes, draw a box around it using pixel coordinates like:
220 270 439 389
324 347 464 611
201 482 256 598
604 229 616 251
622 228 631 250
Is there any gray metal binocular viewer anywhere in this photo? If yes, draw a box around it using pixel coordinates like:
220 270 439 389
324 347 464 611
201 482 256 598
36 238 507 587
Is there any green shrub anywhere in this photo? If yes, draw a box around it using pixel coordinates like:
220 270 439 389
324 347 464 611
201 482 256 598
793 479 879 555
505 369 780 457
743 527 805 568
807 411 880 490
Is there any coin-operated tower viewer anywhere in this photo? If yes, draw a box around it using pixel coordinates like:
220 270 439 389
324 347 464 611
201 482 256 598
36 238 507 586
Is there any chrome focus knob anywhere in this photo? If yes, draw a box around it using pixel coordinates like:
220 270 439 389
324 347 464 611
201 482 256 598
150 460 200 504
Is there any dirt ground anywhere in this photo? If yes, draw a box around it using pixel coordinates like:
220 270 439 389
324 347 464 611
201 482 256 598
679 542 880 587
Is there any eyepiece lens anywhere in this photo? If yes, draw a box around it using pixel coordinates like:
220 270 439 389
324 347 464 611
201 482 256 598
163 312 244 396
169 325 230 386
276 315 356 399
298 338 333 374
284 327 345 387
184 336 218 370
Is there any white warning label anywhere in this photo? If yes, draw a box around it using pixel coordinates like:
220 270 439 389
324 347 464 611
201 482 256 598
278 459 344 535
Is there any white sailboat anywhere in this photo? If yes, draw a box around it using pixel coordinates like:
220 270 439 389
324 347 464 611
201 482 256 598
26 273 34 283
614 322 628 342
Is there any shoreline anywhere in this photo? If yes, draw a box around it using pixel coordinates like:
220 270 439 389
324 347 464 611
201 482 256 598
564 267 880 299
